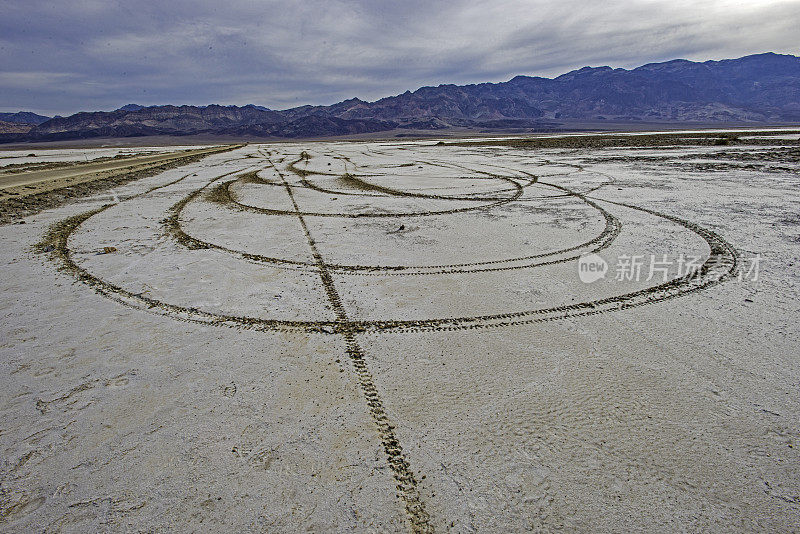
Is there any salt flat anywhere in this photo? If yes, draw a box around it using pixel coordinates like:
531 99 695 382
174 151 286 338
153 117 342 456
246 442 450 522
1 139 798 531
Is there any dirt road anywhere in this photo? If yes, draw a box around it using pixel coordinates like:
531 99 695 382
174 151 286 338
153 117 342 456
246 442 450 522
0 145 239 200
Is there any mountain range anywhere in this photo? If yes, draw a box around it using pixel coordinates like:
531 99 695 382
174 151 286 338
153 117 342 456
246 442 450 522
2 52 799 142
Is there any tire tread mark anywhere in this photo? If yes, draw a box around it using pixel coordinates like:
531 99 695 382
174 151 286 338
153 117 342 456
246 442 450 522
188 171 620 276
39 151 737 344
270 156 435 534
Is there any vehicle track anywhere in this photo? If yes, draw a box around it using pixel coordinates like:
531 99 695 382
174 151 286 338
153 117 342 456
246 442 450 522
288 153 526 201
271 156 433 533
40 148 737 334
221 175 523 219
37 145 739 532
173 149 613 274
37 150 434 531
170 167 619 276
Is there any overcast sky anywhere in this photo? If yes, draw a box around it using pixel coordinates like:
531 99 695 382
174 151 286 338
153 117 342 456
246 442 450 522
1 0 799 116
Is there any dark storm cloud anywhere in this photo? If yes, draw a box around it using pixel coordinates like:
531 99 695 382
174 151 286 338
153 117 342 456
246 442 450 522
1 0 798 115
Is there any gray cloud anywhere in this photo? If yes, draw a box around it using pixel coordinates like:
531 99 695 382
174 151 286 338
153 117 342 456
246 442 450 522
1 0 798 115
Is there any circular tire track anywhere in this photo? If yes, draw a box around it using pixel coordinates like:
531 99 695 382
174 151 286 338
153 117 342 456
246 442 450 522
39 149 738 335
173 157 621 275
38 146 738 533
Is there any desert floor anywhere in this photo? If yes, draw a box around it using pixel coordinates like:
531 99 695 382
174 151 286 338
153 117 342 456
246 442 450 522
1 137 799 531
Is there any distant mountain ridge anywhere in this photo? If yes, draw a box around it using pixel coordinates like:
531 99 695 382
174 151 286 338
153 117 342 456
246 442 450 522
3 52 799 142
0 111 51 125
117 104 145 112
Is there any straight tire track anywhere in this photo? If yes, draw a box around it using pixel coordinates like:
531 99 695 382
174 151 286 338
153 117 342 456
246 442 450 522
269 157 434 533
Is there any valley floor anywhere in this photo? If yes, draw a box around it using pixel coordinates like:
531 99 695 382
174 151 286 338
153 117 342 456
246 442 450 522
1 137 799 531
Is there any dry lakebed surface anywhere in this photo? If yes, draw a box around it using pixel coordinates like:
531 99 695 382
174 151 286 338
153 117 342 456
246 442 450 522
1 131 799 532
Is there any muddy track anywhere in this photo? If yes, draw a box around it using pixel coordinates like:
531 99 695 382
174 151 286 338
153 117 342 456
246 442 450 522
346 198 738 334
286 153 389 198
35 151 434 530
182 149 618 275
42 185 735 337
36 147 740 533
334 173 523 202
271 157 433 533
36 169 341 335
288 154 525 202
171 167 620 276
221 176 524 219
299 175 386 198
42 148 736 335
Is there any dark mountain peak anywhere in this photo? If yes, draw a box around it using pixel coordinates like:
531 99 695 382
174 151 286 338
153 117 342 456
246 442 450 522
582 65 613 72
555 65 615 81
243 104 272 111
635 57 690 67
0 111 51 125
725 51 790 61
633 52 800 79
506 75 550 87
117 104 145 111
712 52 800 70
5 52 800 143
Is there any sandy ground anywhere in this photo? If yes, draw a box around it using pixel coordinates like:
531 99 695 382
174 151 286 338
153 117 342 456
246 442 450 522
1 138 799 532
